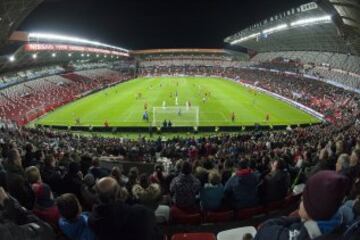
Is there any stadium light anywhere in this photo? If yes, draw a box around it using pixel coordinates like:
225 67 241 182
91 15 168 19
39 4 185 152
230 32 260 45
28 32 129 52
8 55 15 62
52 53 56 57
87 53 90 57
290 15 331 27
104 55 107 58
81 53 84 57
68 53 72 57
96 54 99 57
32 53 37 59
262 24 288 34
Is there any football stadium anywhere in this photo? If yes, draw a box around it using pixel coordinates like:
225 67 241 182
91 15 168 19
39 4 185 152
0 0 359 239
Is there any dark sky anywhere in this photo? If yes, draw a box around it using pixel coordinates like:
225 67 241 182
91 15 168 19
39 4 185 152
19 0 310 50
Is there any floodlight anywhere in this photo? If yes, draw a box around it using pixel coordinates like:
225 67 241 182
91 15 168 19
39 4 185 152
81 53 85 57
32 54 37 59
230 32 260 45
28 32 129 52
9 55 15 62
290 15 331 27
52 53 56 57
262 24 288 34
68 53 72 57
87 54 90 57
96 54 99 57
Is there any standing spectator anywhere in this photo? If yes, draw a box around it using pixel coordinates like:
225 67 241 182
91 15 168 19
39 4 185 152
336 153 351 176
88 177 162 240
170 161 201 210
32 182 60 228
62 162 83 200
56 193 95 240
4 149 34 210
200 170 224 211
224 160 259 209
41 155 62 195
255 171 349 240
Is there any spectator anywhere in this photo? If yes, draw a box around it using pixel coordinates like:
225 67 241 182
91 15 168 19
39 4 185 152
41 155 62 195
25 166 42 184
88 158 108 180
170 161 201 210
263 159 290 204
0 187 55 240
111 166 128 187
32 182 60 228
62 162 83 200
200 170 224 211
56 193 95 240
255 171 349 240
336 153 351 175
88 177 162 240
225 160 259 209
4 149 34 210
80 174 97 211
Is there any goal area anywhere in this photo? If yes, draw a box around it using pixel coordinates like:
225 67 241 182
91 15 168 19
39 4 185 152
152 106 199 127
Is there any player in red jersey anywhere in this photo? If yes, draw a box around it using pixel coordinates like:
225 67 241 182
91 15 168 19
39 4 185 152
231 112 235 122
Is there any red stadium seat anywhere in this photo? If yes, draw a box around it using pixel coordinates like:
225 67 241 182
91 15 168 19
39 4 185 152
171 233 216 240
170 206 202 225
203 209 234 223
236 206 265 221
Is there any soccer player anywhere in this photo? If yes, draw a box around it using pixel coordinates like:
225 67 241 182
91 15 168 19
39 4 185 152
202 96 206 103
144 102 148 110
162 101 166 108
143 111 149 121
178 108 181 116
104 120 109 128
175 97 178 106
76 117 81 125
231 112 235 122
266 113 270 122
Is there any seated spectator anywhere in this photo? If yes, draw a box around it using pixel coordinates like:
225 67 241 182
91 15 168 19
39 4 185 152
32 182 60 228
337 195 360 227
263 159 290 204
4 149 34 210
88 177 162 240
56 193 95 240
349 149 360 181
255 171 349 240
149 163 167 193
200 170 224 211
25 166 42 184
225 160 259 209
170 161 201 210
0 187 55 239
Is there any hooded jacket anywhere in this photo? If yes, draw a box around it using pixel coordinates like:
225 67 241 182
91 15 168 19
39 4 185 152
58 212 95 240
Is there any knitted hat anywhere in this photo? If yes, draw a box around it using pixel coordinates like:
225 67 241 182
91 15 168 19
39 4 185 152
32 183 54 208
303 170 349 220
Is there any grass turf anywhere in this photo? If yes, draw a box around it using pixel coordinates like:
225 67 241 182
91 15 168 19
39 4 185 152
35 76 320 127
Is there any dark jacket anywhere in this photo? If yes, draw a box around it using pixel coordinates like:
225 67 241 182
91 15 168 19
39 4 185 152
224 168 259 209
5 164 34 210
41 165 63 195
88 200 162 240
255 215 344 240
263 170 290 203
0 197 55 240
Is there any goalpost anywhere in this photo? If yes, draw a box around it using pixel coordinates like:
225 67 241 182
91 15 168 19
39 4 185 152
152 106 199 127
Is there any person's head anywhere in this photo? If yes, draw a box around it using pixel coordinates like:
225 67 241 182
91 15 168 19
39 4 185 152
243 233 253 240
44 155 56 167
318 148 329 162
56 193 82 221
181 161 192 175
92 158 100 168
208 171 221 185
111 166 122 181
239 160 249 170
299 171 348 221
7 149 22 167
139 173 150 189
128 167 139 181
25 166 42 184
95 177 127 204
350 149 360 167
83 173 95 187
336 153 350 172
154 163 164 173
32 183 55 209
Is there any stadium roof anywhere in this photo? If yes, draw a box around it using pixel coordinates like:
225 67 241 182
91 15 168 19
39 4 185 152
0 0 43 50
225 1 360 56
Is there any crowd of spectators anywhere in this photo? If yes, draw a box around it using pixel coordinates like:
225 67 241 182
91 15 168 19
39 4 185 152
0 62 359 239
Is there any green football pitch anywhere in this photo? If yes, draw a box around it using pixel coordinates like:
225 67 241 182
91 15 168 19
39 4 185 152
35 76 320 127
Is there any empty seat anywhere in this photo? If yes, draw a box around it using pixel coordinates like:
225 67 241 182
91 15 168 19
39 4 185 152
170 206 201 225
172 233 216 240
217 226 257 240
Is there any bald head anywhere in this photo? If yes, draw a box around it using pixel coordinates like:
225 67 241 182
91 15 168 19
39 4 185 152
96 177 120 204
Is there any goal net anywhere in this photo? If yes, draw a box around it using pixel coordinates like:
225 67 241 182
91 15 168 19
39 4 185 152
152 106 199 127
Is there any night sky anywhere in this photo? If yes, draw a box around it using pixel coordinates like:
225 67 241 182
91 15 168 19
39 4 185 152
19 0 310 50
